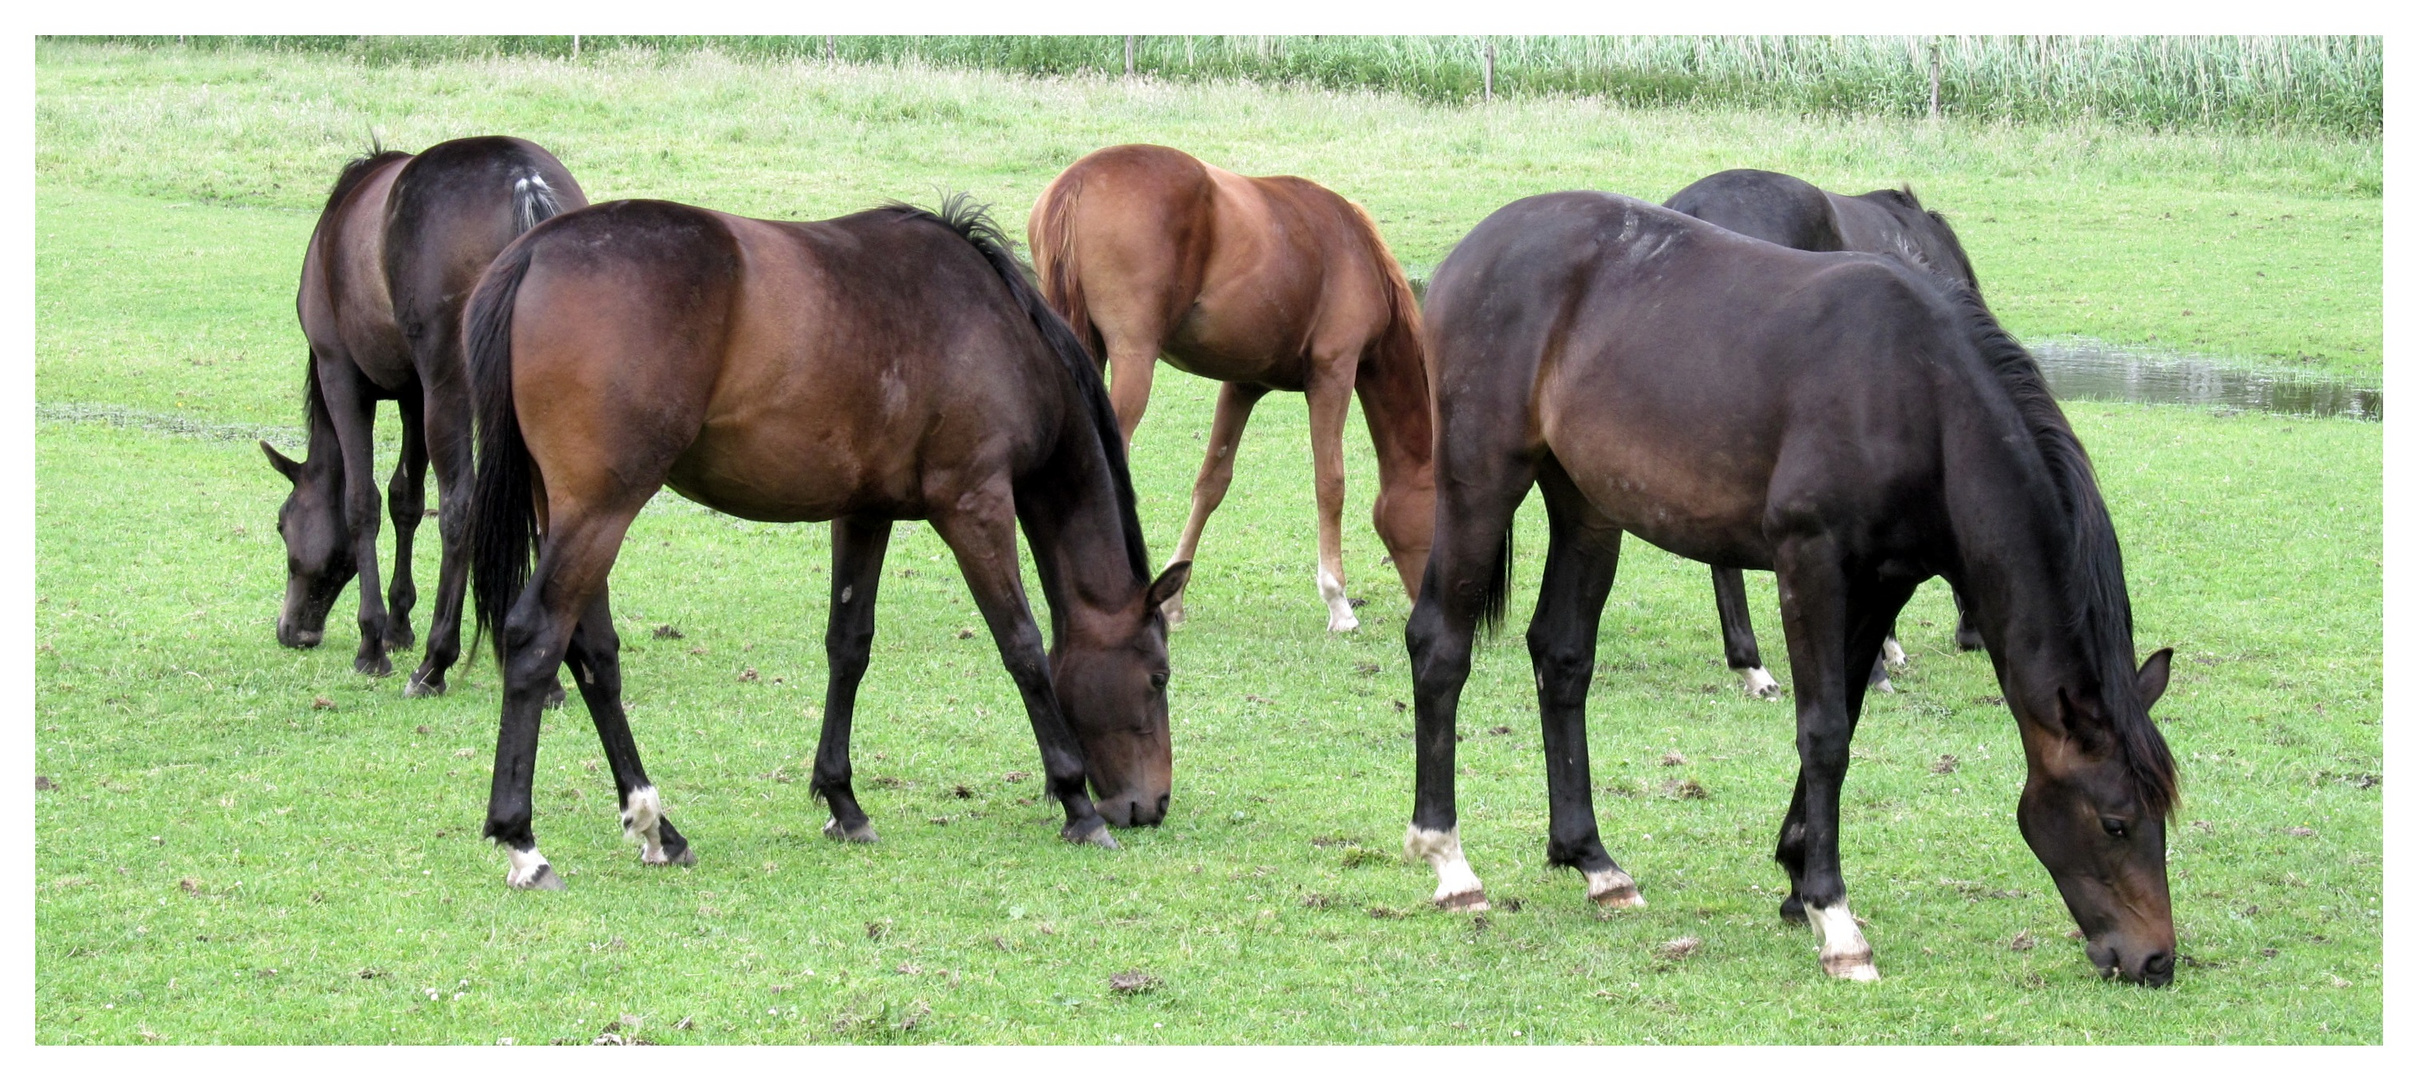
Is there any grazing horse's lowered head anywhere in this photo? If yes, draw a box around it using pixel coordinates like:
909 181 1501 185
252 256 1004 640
261 424 353 649
1850 185 1984 298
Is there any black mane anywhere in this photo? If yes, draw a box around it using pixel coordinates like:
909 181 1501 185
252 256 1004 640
884 194 1154 587
1947 283 2176 816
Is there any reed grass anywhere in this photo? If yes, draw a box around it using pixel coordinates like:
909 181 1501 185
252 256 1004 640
60 35 2383 136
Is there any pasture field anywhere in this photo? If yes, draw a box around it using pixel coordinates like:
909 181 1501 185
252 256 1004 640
33 44 2382 1044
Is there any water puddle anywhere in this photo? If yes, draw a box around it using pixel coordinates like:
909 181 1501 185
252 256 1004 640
1401 274 2378 421
2028 340 2380 422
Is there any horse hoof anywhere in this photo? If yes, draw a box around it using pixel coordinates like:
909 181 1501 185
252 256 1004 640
822 817 879 844
1433 890 1489 913
542 684 568 710
1869 678 1896 695
385 628 417 652
356 655 393 678
646 844 699 867
508 864 566 892
1956 629 1984 652
1585 869 1645 909
1737 666 1781 699
1062 822 1119 849
403 673 446 698
1327 613 1361 633
1822 951 1880 981
1882 638 1908 669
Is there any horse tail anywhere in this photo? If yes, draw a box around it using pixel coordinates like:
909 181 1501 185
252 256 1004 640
466 239 542 665
894 193 1151 585
1480 522 1515 636
1028 175 1104 364
510 171 567 235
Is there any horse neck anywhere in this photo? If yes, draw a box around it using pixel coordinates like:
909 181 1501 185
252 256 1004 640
1941 409 2104 713
1354 276 1435 491
1018 420 1147 647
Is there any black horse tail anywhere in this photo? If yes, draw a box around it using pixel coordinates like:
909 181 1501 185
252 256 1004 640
466 239 543 665
1479 522 1515 636
889 193 1152 586
511 171 568 235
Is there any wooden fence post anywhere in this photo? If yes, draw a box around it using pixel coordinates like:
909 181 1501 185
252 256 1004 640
1929 37 1942 121
1484 38 1496 100
1126 35 1136 77
571 34 580 61
826 35 836 63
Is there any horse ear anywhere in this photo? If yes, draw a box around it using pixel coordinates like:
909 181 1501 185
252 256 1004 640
259 440 302 482
2135 648 2174 712
1145 561 1192 612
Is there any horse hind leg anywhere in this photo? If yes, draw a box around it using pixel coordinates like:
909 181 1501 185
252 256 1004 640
1710 565 1780 699
565 585 694 867
1162 381 1267 627
384 388 428 654
1306 371 1358 632
1531 463 1642 908
811 515 893 844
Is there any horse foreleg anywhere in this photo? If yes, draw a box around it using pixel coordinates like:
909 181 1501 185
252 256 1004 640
932 489 1113 848
484 508 637 890
811 515 893 844
1162 381 1266 627
1403 446 1535 912
1951 583 1984 651
565 584 693 867
1711 565 1780 699
317 359 393 676
384 387 427 653
1531 463 1640 908
1306 374 1357 632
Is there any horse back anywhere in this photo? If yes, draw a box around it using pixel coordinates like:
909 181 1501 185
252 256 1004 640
1663 168 1845 252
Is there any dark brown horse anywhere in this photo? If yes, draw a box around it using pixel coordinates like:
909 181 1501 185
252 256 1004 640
1406 191 2179 986
1028 144 1432 632
267 136 584 696
1664 168 1987 696
467 196 1189 889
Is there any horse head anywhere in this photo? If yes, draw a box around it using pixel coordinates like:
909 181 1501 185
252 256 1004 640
260 440 355 648
1051 562 1191 827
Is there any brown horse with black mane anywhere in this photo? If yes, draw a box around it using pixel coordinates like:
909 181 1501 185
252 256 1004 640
267 136 584 697
1029 144 1433 632
1407 190 2180 986
467 195 1188 890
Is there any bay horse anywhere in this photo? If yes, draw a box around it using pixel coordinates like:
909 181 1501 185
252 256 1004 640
266 136 584 697
1405 191 2180 986
466 195 1189 890
1027 144 1433 633
1664 168 1988 697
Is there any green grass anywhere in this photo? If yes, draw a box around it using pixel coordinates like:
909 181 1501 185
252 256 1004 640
34 45 2381 1044
60 35 2384 135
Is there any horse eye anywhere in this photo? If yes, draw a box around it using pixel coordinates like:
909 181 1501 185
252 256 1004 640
1149 672 1168 691
2101 817 2129 839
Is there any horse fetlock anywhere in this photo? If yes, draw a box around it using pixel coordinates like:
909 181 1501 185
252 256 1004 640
1737 666 1782 699
1318 567 1360 632
504 845 565 891
1585 867 1646 908
402 670 446 698
621 785 669 861
1406 824 1487 911
1882 637 1908 669
355 649 393 677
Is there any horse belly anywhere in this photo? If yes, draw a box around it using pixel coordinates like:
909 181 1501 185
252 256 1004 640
663 418 904 524
1554 434 1775 568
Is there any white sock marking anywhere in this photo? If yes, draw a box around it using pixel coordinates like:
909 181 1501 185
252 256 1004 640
1810 902 1879 981
1405 825 1486 910
505 845 554 889
1585 867 1645 907
1738 666 1781 699
1319 567 1358 632
1882 637 1908 668
622 785 670 864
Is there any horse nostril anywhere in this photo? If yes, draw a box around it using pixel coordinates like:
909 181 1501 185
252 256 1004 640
1155 793 1170 818
2141 951 2174 985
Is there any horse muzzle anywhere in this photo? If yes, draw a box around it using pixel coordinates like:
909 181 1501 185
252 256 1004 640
1097 790 1170 828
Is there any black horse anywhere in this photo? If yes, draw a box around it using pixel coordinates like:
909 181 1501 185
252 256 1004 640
1405 191 2179 986
1664 168 1987 697
264 137 584 696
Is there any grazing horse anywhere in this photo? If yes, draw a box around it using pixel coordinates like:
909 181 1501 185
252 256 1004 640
1028 144 1433 632
266 136 585 696
1664 168 1988 696
467 196 1190 890
1404 191 2180 986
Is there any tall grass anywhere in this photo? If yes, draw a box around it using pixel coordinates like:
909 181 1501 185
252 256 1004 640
60 35 2382 137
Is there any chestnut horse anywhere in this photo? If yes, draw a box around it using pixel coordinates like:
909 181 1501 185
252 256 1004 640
266 136 584 696
1407 191 2179 986
1028 145 1432 632
1665 168 1988 696
467 196 1189 890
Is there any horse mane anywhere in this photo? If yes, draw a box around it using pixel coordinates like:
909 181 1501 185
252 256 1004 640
1945 282 2177 817
322 145 410 219
1859 184 1986 304
884 194 1152 587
